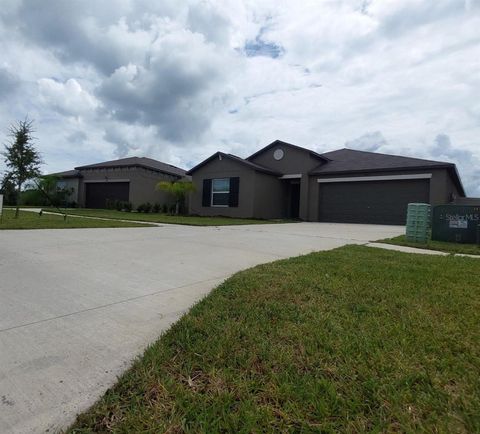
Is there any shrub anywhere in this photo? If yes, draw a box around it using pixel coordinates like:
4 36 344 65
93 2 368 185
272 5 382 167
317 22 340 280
152 203 161 213
105 198 116 210
162 203 168 214
137 202 152 213
105 200 132 212
20 188 45 206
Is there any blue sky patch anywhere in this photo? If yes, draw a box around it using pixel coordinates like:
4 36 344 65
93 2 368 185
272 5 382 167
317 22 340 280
244 30 284 58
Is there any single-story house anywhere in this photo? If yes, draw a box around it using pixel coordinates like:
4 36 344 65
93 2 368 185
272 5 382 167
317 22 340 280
53 157 187 208
186 140 466 225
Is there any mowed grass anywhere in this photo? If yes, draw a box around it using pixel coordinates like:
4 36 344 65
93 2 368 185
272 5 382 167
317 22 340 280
0 209 153 229
44 208 287 226
69 246 480 433
380 234 480 256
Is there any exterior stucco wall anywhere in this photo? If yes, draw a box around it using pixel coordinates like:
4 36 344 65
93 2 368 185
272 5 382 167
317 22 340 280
189 157 256 218
252 172 284 219
444 170 463 202
77 166 179 208
249 145 323 174
249 146 328 220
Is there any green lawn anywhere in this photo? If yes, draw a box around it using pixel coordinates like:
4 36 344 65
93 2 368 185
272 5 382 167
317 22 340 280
0 209 153 229
69 246 480 433
44 208 287 226
379 234 480 256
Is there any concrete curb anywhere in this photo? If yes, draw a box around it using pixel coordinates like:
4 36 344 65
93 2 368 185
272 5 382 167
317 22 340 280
366 242 480 258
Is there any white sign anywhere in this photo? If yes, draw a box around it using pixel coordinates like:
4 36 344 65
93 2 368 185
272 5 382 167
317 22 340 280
449 219 468 229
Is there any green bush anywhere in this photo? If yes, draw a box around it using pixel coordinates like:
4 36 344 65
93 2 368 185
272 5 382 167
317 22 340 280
0 177 17 205
21 186 73 207
152 203 161 213
105 198 116 210
105 199 132 212
161 203 168 214
137 202 152 213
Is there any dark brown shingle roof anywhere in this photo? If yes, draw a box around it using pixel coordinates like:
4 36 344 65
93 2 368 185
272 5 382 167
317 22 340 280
50 169 82 178
312 148 465 196
75 156 186 177
312 148 455 174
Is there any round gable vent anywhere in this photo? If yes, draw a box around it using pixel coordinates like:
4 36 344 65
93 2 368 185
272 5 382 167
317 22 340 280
273 148 284 160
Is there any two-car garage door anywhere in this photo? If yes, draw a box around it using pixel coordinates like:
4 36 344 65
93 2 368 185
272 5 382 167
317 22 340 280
85 182 130 208
318 179 430 225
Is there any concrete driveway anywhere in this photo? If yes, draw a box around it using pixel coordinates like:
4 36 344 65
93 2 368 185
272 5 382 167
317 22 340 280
0 222 403 433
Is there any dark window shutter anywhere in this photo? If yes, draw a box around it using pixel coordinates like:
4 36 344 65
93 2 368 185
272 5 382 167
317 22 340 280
229 177 240 207
202 179 212 207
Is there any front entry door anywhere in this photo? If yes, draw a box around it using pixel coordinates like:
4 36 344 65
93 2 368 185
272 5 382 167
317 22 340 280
290 182 300 219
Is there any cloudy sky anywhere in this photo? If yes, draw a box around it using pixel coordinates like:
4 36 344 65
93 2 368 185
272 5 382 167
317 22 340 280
0 0 479 194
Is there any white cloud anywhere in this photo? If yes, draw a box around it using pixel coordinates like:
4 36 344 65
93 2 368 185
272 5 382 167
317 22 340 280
38 78 100 117
0 0 479 195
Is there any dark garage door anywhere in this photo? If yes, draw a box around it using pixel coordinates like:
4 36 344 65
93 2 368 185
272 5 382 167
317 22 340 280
319 179 430 225
85 182 129 208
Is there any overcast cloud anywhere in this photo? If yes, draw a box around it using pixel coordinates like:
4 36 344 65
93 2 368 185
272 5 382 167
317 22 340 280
0 0 479 195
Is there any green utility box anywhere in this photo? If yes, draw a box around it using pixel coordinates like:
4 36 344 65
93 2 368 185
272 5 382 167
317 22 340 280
405 203 431 243
432 205 480 244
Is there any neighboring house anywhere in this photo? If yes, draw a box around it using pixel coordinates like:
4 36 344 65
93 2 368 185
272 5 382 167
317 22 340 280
186 140 466 224
53 157 187 208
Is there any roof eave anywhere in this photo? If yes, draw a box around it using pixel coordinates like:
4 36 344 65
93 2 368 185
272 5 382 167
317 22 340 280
310 164 454 176
185 152 222 175
75 163 184 177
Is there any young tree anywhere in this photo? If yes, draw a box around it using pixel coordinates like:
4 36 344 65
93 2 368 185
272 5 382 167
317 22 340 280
2 119 42 218
156 179 195 215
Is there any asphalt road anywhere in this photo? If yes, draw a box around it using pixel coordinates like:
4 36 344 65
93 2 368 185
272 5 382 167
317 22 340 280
0 222 403 433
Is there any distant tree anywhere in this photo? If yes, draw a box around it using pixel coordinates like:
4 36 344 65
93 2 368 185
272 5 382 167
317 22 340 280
0 174 17 205
1 119 42 218
156 179 195 215
20 175 73 207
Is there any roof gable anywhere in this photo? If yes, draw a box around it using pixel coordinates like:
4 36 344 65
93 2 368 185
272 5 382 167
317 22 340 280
186 152 281 176
246 140 329 162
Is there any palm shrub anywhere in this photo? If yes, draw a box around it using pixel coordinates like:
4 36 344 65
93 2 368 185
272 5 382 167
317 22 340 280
156 180 195 215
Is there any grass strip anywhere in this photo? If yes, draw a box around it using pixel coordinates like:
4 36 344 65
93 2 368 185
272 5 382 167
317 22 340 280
0 209 153 229
42 207 290 226
379 234 480 256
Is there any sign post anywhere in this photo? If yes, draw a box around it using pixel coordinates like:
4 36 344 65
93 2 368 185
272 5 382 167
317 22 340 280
0 194 3 223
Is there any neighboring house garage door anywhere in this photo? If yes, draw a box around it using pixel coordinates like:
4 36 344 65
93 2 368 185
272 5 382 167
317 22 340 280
318 179 430 225
85 182 130 208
